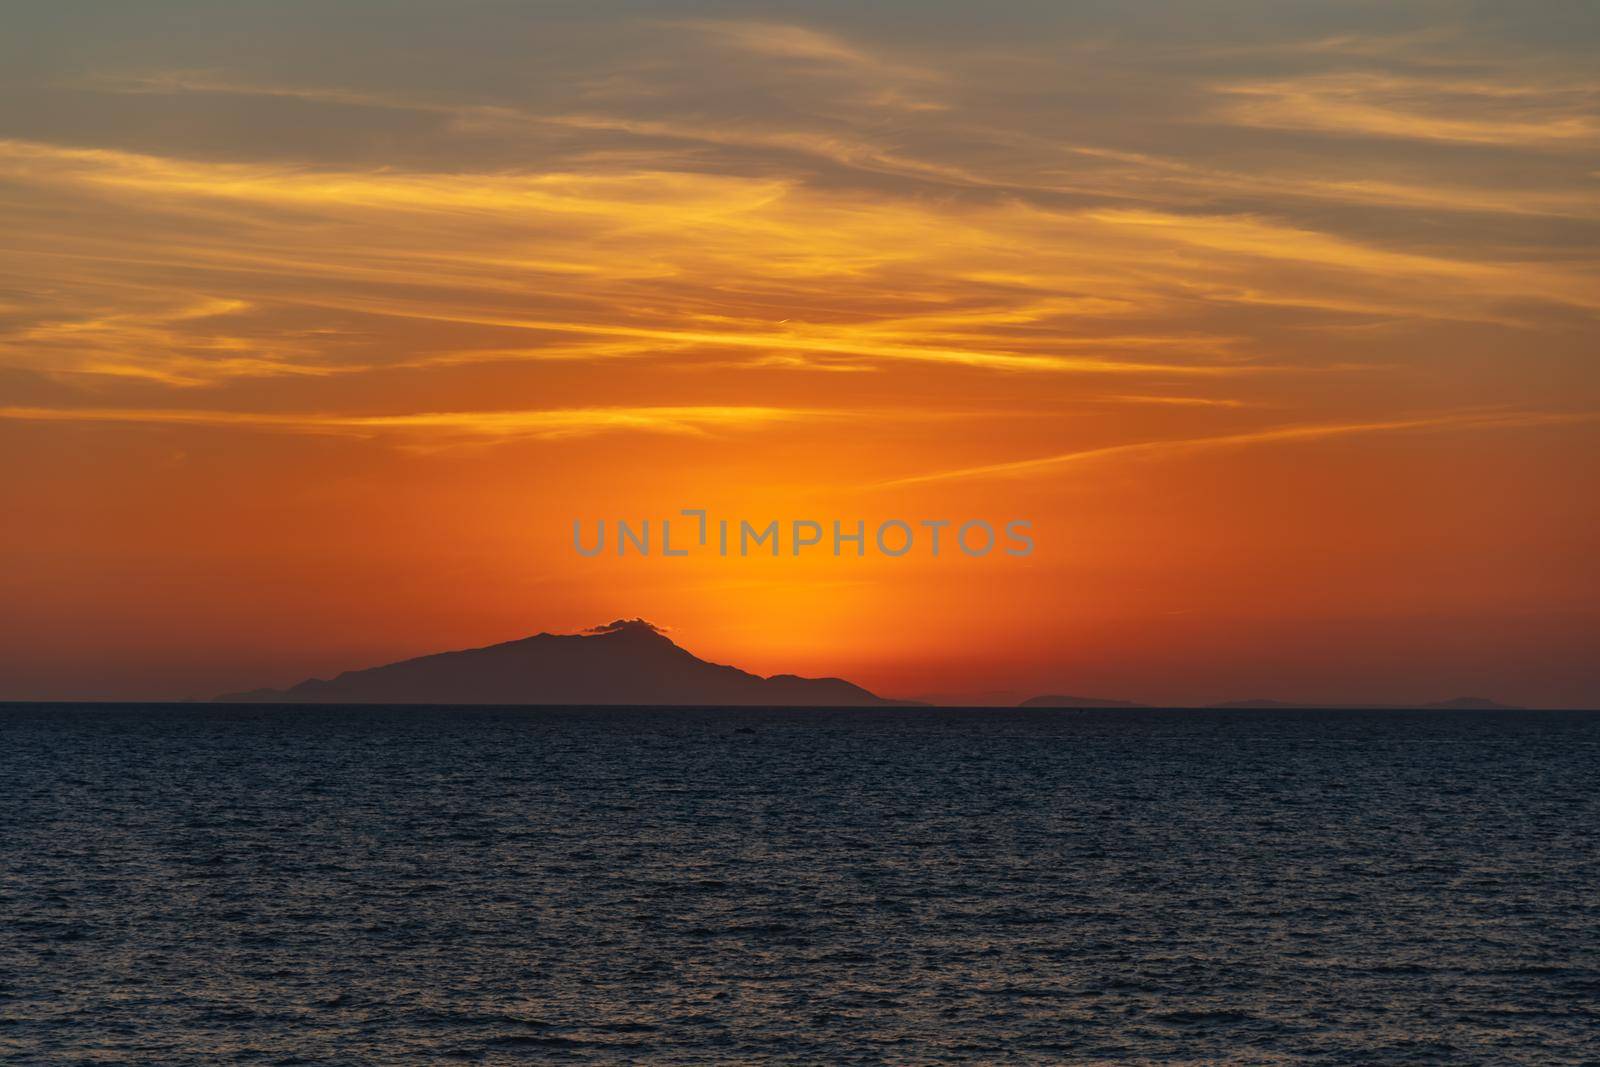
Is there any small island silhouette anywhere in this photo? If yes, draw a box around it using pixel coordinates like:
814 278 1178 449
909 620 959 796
217 619 903 706
1017 695 1515 710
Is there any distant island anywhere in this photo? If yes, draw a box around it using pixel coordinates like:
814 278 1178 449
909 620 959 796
1016 695 1518 710
1019 694 1147 709
1204 697 1518 710
218 619 902 706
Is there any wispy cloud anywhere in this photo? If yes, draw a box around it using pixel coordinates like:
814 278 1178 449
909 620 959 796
681 21 911 73
876 411 1599 488
0 403 824 445
0 294 344 386
0 140 1276 384
675 20 946 109
1213 71 1600 147
7 15 1596 407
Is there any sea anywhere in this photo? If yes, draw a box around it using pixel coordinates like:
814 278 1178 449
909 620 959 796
2 705 1597 1064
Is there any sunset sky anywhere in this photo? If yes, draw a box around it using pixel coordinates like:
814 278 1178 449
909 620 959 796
2 1 1596 706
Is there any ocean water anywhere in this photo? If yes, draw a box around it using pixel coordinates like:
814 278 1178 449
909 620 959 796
2 706 1597 1064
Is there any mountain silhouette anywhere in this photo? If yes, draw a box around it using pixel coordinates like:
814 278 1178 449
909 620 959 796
216 619 897 706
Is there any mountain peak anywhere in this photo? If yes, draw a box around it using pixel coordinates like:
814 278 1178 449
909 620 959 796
584 618 668 637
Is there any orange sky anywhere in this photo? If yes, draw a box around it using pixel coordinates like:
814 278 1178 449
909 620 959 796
1 3 1596 705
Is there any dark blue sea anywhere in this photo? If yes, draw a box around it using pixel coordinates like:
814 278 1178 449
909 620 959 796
2 706 1597 1064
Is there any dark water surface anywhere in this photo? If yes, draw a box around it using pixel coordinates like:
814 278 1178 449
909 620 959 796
2 705 1597 1064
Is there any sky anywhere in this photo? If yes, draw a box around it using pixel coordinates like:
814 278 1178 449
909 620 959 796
1 1 1596 705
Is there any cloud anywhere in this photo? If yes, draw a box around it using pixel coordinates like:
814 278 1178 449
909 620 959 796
81 71 488 116
1213 71 1600 147
0 403 822 445
0 294 345 386
5 130 1588 397
675 19 946 108
684 21 885 69
876 410 1600 488
0 140 1274 384
4 13 1596 410
1060 145 1600 220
